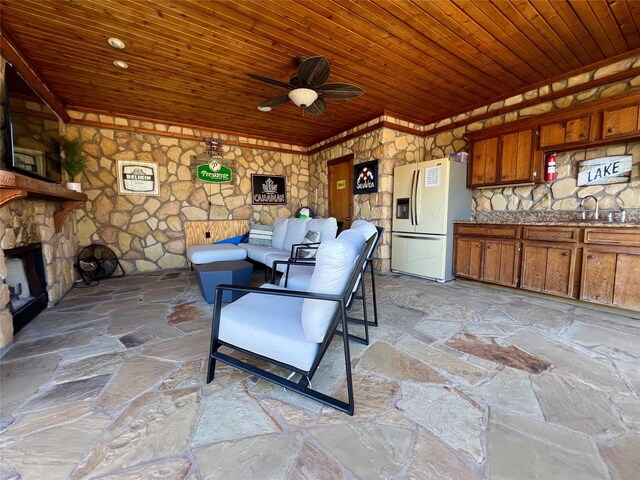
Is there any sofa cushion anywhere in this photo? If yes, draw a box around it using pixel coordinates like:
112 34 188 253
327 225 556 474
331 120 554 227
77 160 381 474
248 223 273 246
282 218 309 252
301 230 365 343
351 220 378 242
271 217 288 251
239 244 282 264
219 290 319 371
188 244 247 264
307 217 338 243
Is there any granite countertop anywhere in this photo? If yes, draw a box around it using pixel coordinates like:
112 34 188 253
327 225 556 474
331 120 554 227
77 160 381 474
455 220 640 228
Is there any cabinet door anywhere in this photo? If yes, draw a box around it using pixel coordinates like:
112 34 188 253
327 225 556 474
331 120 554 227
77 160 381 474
539 122 565 148
500 129 534 183
581 249 640 310
455 238 483 279
564 116 591 143
483 240 519 287
470 137 498 186
521 244 575 297
602 105 639 138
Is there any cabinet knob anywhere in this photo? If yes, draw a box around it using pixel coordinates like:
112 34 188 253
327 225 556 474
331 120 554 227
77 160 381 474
580 133 587 137
587 255 594 260
487 245 492 250
562 252 569 257
608 127 616 133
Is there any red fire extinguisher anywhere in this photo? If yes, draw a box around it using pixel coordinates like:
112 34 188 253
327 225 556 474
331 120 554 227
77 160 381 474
545 152 557 182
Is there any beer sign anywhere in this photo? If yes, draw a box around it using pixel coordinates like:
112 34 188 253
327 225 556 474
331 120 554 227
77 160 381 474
197 160 232 183
118 160 159 195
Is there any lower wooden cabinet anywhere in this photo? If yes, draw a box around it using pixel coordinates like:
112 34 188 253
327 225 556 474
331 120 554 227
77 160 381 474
483 240 520 287
455 238 483 280
520 243 577 298
454 223 640 312
581 248 640 309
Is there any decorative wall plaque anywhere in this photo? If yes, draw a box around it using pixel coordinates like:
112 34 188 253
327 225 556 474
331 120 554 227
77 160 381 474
353 159 378 194
577 155 632 186
117 160 159 195
251 174 286 205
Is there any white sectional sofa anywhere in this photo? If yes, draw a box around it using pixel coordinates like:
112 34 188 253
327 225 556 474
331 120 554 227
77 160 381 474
239 217 338 270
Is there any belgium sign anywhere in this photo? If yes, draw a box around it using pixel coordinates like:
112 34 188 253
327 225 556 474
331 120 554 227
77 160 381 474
197 160 232 183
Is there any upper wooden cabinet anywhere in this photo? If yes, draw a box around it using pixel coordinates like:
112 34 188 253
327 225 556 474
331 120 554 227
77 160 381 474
470 136 499 185
466 94 640 188
539 115 596 148
468 128 539 187
602 104 640 139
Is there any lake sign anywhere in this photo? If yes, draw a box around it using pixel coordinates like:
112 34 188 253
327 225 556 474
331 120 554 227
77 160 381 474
577 155 632 186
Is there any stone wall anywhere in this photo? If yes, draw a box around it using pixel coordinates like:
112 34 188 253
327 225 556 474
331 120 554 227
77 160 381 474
309 128 423 271
65 120 308 273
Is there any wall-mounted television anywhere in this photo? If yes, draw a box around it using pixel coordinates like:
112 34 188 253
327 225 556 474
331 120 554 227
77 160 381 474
1 60 62 183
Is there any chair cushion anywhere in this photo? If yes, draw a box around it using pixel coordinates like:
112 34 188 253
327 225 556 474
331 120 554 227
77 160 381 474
219 289 319 371
307 218 338 243
301 230 365 343
271 218 289 251
351 220 378 242
187 244 247 264
282 218 309 252
279 264 314 290
248 223 273 246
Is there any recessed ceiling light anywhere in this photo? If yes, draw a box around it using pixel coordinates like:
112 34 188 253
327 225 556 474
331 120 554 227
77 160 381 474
257 106 272 112
113 60 129 69
108 37 125 49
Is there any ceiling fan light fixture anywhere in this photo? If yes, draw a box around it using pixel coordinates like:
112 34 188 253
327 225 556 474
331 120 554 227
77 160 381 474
113 60 129 69
288 88 318 108
257 105 272 112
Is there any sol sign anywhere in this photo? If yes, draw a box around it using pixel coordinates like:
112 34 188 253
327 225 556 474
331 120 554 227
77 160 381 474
197 160 232 183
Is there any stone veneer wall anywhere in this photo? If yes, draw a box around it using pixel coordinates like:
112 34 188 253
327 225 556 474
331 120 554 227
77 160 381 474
309 128 424 271
65 120 308 273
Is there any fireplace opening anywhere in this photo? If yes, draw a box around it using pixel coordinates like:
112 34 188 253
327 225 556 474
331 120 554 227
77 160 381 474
4 243 48 333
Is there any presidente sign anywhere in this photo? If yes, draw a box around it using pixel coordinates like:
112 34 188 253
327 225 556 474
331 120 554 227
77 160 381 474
197 160 232 183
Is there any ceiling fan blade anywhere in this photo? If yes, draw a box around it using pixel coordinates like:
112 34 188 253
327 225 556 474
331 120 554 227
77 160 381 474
304 97 326 116
317 83 365 100
259 94 290 108
245 72 292 89
297 56 331 88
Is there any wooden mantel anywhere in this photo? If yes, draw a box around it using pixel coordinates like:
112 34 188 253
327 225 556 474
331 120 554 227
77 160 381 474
0 171 87 233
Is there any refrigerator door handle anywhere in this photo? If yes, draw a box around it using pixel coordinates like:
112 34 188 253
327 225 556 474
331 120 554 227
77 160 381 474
414 168 420 226
393 234 442 239
409 170 416 225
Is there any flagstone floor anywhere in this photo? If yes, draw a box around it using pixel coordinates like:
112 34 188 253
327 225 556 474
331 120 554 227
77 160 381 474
1 269 639 479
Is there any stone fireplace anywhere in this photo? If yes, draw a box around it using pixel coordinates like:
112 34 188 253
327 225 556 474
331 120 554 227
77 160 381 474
4 242 48 333
1 171 86 347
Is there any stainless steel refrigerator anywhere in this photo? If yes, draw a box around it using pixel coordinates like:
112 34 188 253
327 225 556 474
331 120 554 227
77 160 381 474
391 157 472 282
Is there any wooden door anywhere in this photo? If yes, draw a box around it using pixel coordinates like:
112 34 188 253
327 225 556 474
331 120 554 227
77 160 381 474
470 137 498 186
501 129 534 183
454 238 483 279
328 154 353 231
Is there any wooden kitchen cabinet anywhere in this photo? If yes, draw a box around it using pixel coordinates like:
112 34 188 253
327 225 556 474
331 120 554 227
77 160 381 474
602 104 640 139
455 238 483 280
539 115 594 148
470 136 499 186
520 243 577 298
500 128 536 183
483 240 520 287
580 228 640 310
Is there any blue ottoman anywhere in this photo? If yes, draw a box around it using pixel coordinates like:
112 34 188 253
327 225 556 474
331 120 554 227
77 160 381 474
195 260 253 304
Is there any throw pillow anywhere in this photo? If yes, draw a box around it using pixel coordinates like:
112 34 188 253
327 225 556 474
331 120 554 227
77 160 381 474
297 230 320 259
248 223 273 246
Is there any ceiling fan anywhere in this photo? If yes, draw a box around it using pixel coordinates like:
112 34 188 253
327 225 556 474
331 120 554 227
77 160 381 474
246 55 364 115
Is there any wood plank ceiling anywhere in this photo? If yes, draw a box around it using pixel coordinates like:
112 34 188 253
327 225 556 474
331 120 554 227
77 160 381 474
1 0 639 147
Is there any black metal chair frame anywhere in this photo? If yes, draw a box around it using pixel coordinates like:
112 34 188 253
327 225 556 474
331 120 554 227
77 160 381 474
270 226 383 346
207 236 374 415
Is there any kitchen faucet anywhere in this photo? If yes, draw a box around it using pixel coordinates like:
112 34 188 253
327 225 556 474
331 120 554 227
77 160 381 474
580 195 599 220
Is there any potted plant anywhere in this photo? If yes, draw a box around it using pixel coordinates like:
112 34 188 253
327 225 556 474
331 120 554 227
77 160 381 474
46 136 87 192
